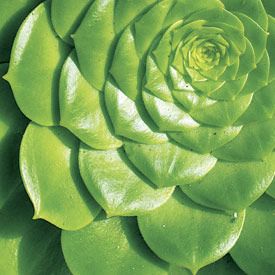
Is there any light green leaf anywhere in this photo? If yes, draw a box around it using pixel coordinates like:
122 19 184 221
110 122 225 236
110 26 141 100
164 0 223 27
104 80 168 144
237 80 275 124
59 51 122 150
114 0 157 33
266 178 275 199
4 1 70 126
267 15 275 82
190 94 253 127
142 91 199 131
235 12 268 63
124 142 217 187
240 50 270 94
236 39 256 78
51 0 92 44
169 255 244 275
74 0 115 90
221 0 268 30
138 190 245 274
62 215 169 275
134 0 173 57
145 55 174 102
79 144 174 216
169 126 242 154
182 153 275 211
208 74 248 101
172 89 212 112
214 117 275 161
231 195 275 274
20 123 100 230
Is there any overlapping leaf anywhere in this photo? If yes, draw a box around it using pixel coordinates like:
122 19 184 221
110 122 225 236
1 0 275 274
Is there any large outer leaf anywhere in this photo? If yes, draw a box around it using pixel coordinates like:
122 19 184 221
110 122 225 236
0 188 70 275
62 215 168 275
20 123 100 230
169 255 245 275
59 52 122 150
138 190 245 274
182 153 275 211
79 144 174 216
1 0 275 273
231 195 275 274
124 142 217 187
5 1 70 125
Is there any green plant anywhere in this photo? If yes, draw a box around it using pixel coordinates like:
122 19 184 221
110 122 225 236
0 0 275 274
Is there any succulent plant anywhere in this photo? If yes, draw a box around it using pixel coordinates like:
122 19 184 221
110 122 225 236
0 0 275 274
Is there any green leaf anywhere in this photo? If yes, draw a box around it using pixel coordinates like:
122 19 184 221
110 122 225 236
0 64 28 209
267 15 275 82
51 0 92 44
153 24 175 74
142 91 199 131
79 144 174 216
114 0 157 33
4 1 70 126
138 190 245 274
240 50 270 94
169 126 242 154
234 12 268 63
74 0 115 90
59 52 122 150
172 89 213 112
0 0 42 62
221 0 268 30
235 39 256 78
208 74 248 101
145 55 174 102
182 153 275 211
104 80 168 144
164 0 223 27
231 195 275 274
134 0 173 57
169 255 245 275
237 80 275 124
110 26 141 100
262 0 275 18
124 142 217 187
266 178 275 199
62 215 169 275
190 94 253 127
213 117 275 161
0 187 70 275
20 123 100 230
170 67 199 93
219 60 239 81
185 9 244 34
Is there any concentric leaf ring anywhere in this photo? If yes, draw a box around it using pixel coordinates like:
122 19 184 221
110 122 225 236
0 0 274 274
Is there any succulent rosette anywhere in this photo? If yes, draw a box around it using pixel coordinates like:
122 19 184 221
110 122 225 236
0 0 275 274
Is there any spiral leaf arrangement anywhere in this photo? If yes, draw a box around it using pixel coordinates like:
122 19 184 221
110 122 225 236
0 0 275 274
